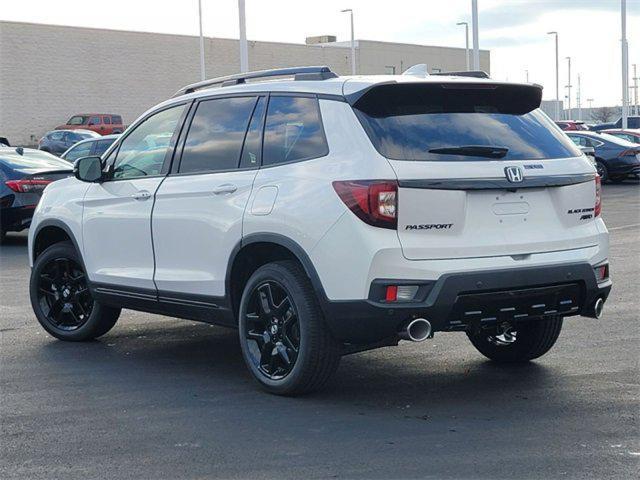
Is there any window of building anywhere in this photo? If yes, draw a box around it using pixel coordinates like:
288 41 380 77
262 96 328 166
179 97 257 174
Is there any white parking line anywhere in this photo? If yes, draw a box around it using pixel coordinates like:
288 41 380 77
609 223 640 231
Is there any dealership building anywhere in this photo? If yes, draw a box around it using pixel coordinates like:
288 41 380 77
0 21 490 146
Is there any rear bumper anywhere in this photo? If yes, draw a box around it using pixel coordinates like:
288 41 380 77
0 205 37 232
322 262 611 344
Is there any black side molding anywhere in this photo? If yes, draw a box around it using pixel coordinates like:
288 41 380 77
398 173 596 191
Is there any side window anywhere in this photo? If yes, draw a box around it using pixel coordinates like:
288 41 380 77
50 131 64 141
65 141 92 161
569 136 585 147
103 116 111 125
112 104 185 180
178 97 256 174
113 116 123 124
239 97 266 168
262 96 328 166
89 116 101 126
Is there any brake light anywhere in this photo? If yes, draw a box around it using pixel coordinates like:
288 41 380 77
5 179 52 193
618 149 640 158
594 175 602 217
332 180 398 229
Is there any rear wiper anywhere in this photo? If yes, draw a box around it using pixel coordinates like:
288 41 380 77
428 145 509 159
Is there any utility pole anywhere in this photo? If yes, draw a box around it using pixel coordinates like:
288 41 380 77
457 22 470 71
587 98 594 119
577 74 582 121
633 63 638 116
198 0 206 80
341 9 356 75
547 32 559 121
471 0 480 70
238 0 249 72
621 0 629 128
566 57 572 120
525 69 529 82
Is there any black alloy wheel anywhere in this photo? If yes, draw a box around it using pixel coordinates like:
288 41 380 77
36 256 93 331
243 281 300 380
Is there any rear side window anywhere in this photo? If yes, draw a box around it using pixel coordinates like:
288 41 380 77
353 83 581 161
112 116 123 124
179 97 257 174
103 116 111 125
262 96 328 166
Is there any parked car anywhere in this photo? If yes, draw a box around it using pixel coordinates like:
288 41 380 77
0 147 72 242
38 129 99 156
566 131 640 182
28 66 610 395
556 120 589 131
60 134 120 162
601 129 640 144
55 114 125 135
591 116 640 131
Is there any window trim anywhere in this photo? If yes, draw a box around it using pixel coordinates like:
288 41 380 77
171 94 262 177
259 93 330 169
101 101 192 183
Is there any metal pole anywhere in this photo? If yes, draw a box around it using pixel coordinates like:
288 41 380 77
633 64 638 116
577 74 581 121
238 0 249 72
547 32 559 121
341 9 356 75
525 69 529 83
198 0 206 80
471 0 480 70
457 22 470 71
621 0 628 128
566 57 572 120
587 98 594 119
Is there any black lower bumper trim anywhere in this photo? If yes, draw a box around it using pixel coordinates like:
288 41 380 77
322 262 611 344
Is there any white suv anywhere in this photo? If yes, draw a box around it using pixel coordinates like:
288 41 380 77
28 66 612 395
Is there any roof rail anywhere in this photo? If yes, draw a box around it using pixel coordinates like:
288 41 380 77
173 66 338 97
431 70 490 79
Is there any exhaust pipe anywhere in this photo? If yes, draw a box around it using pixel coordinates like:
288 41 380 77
398 318 432 342
593 297 605 319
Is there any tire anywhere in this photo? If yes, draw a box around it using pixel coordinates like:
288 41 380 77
466 316 563 363
595 161 609 183
30 241 120 341
238 260 341 396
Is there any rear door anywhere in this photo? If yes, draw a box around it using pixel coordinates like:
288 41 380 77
352 81 601 260
152 95 264 298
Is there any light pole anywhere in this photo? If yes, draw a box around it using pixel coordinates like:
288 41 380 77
547 32 559 121
525 69 529 82
587 98 594 119
566 56 572 120
633 63 638 116
238 0 249 72
198 0 206 80
471 0 480 70
621 0 629 128
341 9 356 75
456 22 470 71
577 74 582 121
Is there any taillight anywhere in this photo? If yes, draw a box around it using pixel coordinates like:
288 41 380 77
332 180 398 229
5 179 52 193
618 149 640 158
594 175 602 217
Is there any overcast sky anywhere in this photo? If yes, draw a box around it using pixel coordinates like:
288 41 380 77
2 0 639 106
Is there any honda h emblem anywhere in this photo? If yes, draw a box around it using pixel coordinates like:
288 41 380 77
504 166 524 183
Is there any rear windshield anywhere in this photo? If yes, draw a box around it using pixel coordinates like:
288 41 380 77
353 83 581 161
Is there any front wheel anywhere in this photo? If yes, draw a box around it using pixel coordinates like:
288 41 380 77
30 242 120 341
466 316 563 363
238 261 341 395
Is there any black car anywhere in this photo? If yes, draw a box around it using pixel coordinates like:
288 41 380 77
38 129 99 156
566 131 640 182
591 116 640 131
0 147 72 242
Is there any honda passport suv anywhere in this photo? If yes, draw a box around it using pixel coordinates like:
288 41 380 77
28 66 612 395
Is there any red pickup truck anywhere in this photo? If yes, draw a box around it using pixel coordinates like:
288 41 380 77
55 114 125 135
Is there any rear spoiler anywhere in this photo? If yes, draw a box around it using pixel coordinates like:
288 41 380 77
348 82 543 116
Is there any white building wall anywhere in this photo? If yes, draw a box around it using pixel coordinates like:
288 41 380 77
0 21 489 146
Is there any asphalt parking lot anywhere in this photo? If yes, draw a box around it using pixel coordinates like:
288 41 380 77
1 182 639 480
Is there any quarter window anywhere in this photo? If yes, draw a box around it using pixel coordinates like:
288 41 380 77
262 96 328 166
239 97 266 168
112 104 185 180
179 97 257 174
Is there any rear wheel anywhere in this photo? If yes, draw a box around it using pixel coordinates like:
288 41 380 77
30 242 120 341
466 316 563 363
595 161 609 183
238 261 341 395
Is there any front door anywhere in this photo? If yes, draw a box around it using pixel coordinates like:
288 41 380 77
82 104 187 291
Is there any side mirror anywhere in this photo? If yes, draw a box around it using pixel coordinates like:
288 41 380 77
74 156 103 182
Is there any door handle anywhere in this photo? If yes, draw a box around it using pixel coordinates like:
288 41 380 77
131 190 151 200
211 184 238 195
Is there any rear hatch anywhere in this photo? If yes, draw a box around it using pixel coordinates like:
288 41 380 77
351 80 601 260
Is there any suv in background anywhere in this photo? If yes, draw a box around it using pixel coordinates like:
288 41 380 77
28 66 611 395
55 114 125 135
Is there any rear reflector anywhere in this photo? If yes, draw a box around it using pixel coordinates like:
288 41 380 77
594 175 602 217
332 180 398 229
594 263 609 282
385 285 398 302
384 285 419 303
5 179 52 193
